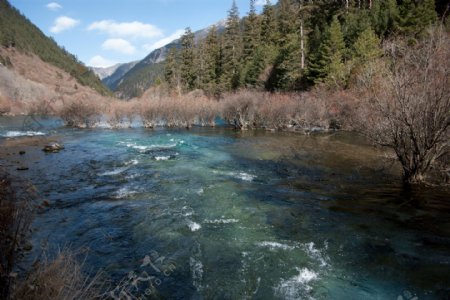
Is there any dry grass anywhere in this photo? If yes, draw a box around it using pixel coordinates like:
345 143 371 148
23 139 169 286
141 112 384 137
13 249 103 300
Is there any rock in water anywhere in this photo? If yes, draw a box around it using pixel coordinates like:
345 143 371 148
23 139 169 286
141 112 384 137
16 166 29 171
42 142 64 153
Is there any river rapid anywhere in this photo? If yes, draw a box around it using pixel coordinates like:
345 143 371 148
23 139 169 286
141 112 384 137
1 116 449 299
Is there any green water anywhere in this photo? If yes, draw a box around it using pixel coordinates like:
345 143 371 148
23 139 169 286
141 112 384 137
1 117 449 299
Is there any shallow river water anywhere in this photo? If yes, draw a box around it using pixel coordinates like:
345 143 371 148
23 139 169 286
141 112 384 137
1 117 449 299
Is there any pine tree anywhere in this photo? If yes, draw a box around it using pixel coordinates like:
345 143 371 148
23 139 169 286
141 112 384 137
261 0 277 46
308 16 346 85
370 0 399 37
352 26 382 62
180 27 196 91
164 47 180 92
202 25 221 95
398 0 436 36
278 0 297 46
243 0 260 63
221 0 243 90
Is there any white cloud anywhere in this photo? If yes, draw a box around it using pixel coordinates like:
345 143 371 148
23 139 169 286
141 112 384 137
143 29 184 52
255 0 266 6
87 20 163 40
46 2 62 11
88 55 117 68
102 38 136 55
50 16 80 34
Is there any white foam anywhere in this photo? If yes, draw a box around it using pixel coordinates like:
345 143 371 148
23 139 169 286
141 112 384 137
275 268 318 299
236 172 256 181
196 188 204 195
155 156 170 161
213 170 257 182
303 242 328 267
126 143 177 152
113 187 137 199
257 241 296 251
188 221 201 232
205 218 239 224
2 131 45 137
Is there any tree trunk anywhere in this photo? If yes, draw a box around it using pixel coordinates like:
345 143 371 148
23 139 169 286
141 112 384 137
300 20 305 70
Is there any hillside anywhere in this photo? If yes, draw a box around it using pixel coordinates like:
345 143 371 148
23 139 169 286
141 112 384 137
113 22 226 99
0 0 110 96
0 47 111 115
101 61 139 91
114 42 177 99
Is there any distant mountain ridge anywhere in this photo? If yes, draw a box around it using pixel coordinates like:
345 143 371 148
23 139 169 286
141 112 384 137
96 20 226 99
91 64 122 80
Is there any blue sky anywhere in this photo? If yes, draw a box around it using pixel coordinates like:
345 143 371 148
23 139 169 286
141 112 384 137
9 0 267 68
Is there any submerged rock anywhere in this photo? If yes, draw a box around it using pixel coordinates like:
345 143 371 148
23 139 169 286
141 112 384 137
16 166 29 171
42 142 64 153
19 150 26 155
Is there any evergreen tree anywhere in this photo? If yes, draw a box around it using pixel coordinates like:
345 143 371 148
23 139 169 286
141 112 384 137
352 26 382 62
243 0 260 62
164 47 180 91
202 26 221 95
221 0 243 90
370 0 399 37
308 16 346 85
180 27 196 91
278 0 297 46
398 0 436 36
261 0 278 46
267 36 302 90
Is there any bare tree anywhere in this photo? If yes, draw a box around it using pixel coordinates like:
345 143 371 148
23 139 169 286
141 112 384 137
357 28 450 184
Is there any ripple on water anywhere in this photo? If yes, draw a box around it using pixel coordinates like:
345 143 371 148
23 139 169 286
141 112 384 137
257 241 297 251
2 130 46 137
212 170 257 182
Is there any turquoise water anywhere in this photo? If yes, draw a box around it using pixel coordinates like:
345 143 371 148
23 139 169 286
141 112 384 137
1 117 449 299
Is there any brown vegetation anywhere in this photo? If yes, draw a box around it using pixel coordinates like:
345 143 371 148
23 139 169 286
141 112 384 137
355 28 450 184
13 249 102 300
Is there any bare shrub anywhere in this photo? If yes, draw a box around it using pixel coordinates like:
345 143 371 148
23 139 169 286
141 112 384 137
0 169 35 299
138 93 218 128
25 97 61 117
355 28 450 184
13 249 103 300
221 91 259 130
0 96 11 115
107 100 136 128
59 97 103 128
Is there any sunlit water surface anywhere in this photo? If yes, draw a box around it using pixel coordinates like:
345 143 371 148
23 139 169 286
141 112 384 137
1 117 449 299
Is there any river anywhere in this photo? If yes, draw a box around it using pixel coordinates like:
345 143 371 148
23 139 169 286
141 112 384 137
0 116 449 299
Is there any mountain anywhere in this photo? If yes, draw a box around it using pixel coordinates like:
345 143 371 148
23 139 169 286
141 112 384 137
101 61 139 91
113 21 226 99
0 0 110 96
91 64 122 80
